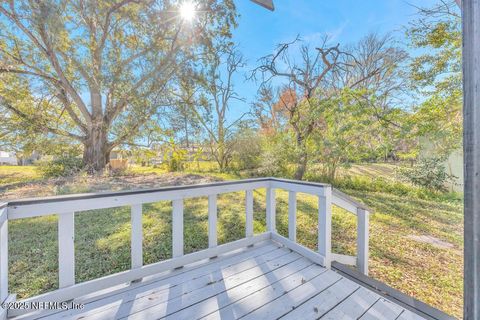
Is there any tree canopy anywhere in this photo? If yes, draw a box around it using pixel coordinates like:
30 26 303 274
0 0 236 172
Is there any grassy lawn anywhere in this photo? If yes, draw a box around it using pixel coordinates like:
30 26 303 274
0 166 42 186
310 162 400 181
1 164 463 318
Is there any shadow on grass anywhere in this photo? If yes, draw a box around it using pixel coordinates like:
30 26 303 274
346 190 463 246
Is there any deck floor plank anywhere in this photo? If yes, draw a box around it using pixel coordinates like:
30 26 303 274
395 310 427 320
13 240 429 320
278 278 360 320
165 257 315 320
197 263 327 320
39 243 281 320
359 297 405 320
316 286 380 320
83 251 302 319
239 269 343 320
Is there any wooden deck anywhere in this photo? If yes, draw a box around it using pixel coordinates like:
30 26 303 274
2 179 446 320
19 240 424 320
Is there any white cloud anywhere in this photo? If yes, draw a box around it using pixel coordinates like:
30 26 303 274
300 20 349 45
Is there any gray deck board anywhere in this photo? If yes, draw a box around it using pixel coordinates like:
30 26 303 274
121 252 302 320
317 286 379 320
359 298 405 320
280 278 361 320
201 264 329 320
17 240 427 320
240 269 343 320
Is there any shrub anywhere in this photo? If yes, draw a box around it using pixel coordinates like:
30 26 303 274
37 156 84 178
165 149 187 172
396 157 457 191
306 172 457 201
257 133 296 177
162 138 188 172
231 128 263 170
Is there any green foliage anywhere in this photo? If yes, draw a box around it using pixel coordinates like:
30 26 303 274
406 1 462 157
407 2 461 90
130 148 157 167
0 0 238 172
163 139 187 172
37 156 84 178
396 157 457 191
258 133 296 177
306 170 459 202
410 91 462 157
231 126 263 170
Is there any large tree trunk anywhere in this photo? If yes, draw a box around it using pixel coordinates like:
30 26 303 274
293 150 308 180
293 133 308 180
83 123 109 174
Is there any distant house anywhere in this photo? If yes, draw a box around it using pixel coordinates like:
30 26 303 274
0 150 17 165
0 150 41 166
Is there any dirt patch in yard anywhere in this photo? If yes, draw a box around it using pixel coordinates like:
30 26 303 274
0 172 223 201
406 234 455 249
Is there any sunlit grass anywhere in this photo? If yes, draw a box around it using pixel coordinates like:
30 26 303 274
0 165 41 185
129 161 220 176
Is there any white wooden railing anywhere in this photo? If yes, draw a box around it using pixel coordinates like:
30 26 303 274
0 178 369 318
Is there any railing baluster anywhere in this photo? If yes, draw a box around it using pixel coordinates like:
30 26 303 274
318 186 332 268
208 195 217 248
288 191 297 242
131 204 143 269
172 199 184 258
245 190 254 238
266 188 276 232
58 212 75 288
357 208 369 275
0 207 8 303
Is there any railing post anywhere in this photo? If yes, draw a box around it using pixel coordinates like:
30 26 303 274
357 208 369 275
246 190 254 238
208 195 217 248
288 191 297 242
172 199 184 258
131 204 143 269
318 186 332 268
266 187 276 232
0 207 8 304
58 212 75 288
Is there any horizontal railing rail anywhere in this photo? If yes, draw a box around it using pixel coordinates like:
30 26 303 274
0 178 369 319
331 188 370 275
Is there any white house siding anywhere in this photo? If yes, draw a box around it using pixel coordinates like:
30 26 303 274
0 151 18 165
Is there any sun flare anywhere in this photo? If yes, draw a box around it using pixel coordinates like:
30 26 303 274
180 2 196 21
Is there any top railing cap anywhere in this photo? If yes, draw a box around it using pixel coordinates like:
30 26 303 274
270 177 330 187
332 188 372 212
4 177 274 207
3 177 370 213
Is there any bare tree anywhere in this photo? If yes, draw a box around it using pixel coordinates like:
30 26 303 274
253 34 404 180
251 85 287 135
193 45 246 171
253 37 353 179
340 34 409 128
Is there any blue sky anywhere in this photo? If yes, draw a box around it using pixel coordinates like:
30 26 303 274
228 0 438 120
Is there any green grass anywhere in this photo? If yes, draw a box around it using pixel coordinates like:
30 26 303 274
130 161 223 175
310 162 400 181
0 166 41 186
1 164 463 318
